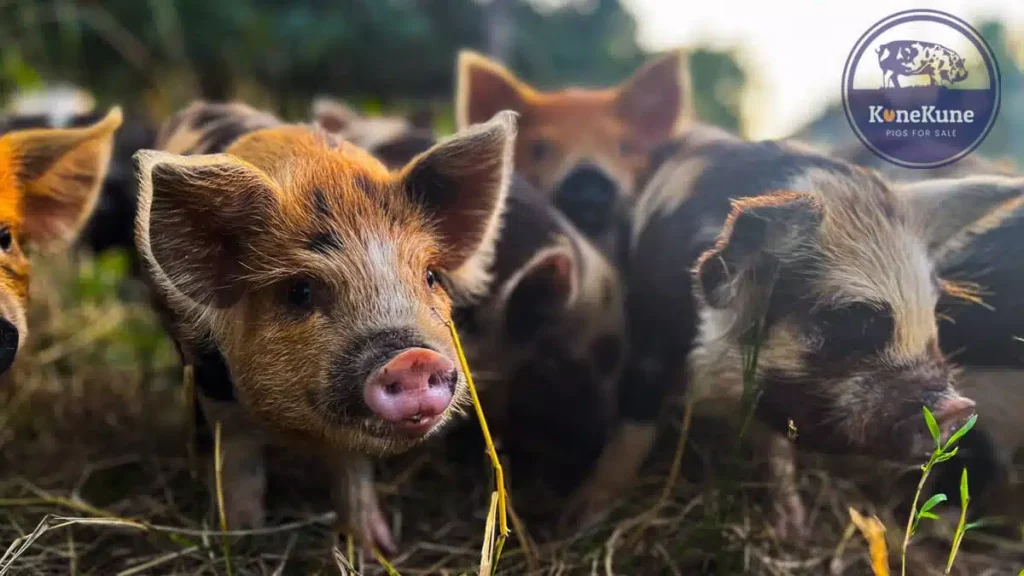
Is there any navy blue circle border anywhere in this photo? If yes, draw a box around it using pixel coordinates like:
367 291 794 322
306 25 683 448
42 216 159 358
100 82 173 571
841 9 1002 169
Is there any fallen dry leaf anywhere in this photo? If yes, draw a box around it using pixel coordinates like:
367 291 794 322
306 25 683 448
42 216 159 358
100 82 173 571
848 507 890 576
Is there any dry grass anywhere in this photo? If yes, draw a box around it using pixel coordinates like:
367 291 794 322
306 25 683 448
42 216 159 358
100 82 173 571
0 251 1021 575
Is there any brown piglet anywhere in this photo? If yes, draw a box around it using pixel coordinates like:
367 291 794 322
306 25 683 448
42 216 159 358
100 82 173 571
134 101 517 554
455 49 692 258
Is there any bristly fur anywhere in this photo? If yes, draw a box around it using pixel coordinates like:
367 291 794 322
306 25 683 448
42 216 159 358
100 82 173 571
569 126 973 534
135 101 517 454
133 100 518 549
310 106 629 506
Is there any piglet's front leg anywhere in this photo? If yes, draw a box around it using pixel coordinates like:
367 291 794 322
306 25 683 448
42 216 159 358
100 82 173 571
328 453 396 557
200 397 268 530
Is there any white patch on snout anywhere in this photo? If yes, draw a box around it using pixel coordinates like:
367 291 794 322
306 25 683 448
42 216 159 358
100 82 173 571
363 235 417 325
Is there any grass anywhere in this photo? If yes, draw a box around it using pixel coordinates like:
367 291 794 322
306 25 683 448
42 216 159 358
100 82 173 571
440 315 508 575
899 408 977 576
0 249 1022 574
849 407 998 576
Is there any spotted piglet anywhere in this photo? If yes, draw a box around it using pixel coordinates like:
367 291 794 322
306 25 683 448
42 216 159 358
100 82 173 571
568 125 978 537
133 101 516 554
312 99 628 513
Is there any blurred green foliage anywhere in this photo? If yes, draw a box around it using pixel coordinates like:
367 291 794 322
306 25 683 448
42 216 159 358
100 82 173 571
972 21 1024 165
690 47 747 136
0 0 749 133
66 250 177 375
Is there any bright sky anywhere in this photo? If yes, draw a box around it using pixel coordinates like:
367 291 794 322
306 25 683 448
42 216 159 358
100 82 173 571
623 0 1024 139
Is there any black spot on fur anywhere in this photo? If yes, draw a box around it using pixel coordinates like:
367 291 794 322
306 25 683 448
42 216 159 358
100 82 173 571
307 231 344 254
313 188 331 217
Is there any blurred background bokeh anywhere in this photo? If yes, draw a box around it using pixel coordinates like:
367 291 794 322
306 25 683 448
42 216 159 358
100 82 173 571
2 3 1024 573
0 0 748 138
2 0 1022 157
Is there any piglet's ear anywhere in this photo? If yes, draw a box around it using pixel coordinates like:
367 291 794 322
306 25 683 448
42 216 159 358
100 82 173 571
897 175 1024 257
134 150 279 309
455 50 530 130
693 192 821 309
501 245 578 343
311 97 361 134
615 49 692 145
400 111 517 300
6 107 122 246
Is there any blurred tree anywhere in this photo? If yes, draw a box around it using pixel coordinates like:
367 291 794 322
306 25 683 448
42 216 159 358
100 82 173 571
689 47 747 135
0 0 748 135
972 20 1024 166
484 0 516 63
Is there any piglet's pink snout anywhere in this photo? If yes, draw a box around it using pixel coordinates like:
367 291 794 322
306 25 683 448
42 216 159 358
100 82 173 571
931 395 976 440
364 348 456 436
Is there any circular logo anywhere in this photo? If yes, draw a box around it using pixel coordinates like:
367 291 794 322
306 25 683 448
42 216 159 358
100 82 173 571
842 9 1001 169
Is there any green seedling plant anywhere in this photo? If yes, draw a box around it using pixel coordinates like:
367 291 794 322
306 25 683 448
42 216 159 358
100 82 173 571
899 406 978 576
945 467 987 574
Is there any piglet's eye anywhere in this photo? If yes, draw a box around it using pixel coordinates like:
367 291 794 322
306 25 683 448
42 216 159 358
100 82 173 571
285 278 315 311
426 269 438 290
812 302 894 355
0 228 11 252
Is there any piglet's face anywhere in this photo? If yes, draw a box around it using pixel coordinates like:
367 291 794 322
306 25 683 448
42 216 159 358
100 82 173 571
0 108 122 375
692 172 974 459
455 50 692 244
135 113 516 455
497 239 626 406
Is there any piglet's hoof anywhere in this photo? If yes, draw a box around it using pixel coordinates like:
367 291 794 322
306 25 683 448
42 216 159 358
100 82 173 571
337 498 397 558
220 498 266 531
207 471 266 530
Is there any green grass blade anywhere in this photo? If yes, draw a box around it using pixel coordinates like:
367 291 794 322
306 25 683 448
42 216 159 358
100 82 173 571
919 493 947 516
934 447 959 463
944 414 978 451
922 406 941 448
959 468 970 509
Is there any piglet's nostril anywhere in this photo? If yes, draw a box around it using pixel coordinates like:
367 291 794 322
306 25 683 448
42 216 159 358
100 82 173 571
364 348 456 437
